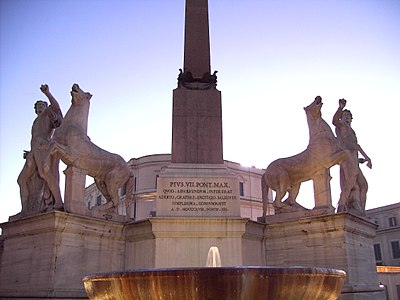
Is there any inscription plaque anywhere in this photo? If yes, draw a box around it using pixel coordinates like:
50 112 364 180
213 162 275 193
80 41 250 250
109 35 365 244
156 166 241 217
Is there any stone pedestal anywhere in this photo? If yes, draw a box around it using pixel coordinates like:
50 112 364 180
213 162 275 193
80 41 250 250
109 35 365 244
63 166 88 215
0 211 265 299
124 217 265 268
172 88 223 164
0 211 124 299
265 212 385 299
156 163 240 217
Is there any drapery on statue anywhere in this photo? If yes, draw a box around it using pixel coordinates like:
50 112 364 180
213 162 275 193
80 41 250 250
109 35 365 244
17 84 64 216
261 96 358 217
333 99 371 214
44 84 134 217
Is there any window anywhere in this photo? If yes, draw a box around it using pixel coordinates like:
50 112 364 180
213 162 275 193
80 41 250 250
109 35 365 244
391 241 400 259
120 183 126 196
239 182 244 196
389 217 397 227
374 244 382 261
96 195 102 206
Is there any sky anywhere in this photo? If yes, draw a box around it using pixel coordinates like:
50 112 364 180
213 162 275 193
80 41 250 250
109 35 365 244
1 0 399 225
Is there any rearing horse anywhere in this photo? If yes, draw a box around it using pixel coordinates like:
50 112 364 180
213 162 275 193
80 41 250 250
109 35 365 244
45 84 133 213
261 96 357 215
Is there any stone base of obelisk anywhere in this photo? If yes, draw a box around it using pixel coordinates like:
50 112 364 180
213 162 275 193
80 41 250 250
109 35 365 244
124 217 265 268
265 212 385 299
0 211 125 299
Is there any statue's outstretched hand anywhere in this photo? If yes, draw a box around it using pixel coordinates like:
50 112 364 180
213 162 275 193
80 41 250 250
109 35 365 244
40 84 49 94
339 98 346 108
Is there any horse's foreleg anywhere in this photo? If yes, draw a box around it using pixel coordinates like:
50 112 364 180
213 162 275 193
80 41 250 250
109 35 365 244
261 173 270 218
273 188 287 208
94 178 112 204
286 183 300 205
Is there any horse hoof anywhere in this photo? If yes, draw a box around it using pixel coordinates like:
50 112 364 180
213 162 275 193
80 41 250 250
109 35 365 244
53 203 64 211
336 204 347 213
273 201 284 208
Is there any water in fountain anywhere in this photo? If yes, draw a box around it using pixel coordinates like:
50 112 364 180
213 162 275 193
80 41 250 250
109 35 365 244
206 246 221 267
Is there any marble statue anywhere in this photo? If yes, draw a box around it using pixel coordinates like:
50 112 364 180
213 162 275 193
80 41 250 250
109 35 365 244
17 84 64 216
333 99 371 214
44 84 134 215
261 96 358 216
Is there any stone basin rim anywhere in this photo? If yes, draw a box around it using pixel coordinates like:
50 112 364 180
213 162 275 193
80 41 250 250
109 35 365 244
83 266 346 281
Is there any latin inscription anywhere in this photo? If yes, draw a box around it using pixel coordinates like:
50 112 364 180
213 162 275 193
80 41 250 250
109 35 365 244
158 180 237 213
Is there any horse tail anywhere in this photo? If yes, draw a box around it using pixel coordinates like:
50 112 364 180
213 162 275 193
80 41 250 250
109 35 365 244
261 172 270 218
125 171 135 221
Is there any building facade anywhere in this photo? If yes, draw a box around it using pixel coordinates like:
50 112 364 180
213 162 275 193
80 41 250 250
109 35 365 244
367 203 400 267
85 154 273 222
366 203 400 300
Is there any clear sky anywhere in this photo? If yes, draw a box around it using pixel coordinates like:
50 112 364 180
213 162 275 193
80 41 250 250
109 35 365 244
1 0 399 224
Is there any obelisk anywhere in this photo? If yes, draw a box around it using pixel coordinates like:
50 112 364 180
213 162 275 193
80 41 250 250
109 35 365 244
183 0 211 79
156 0 240 217
171 0 223 164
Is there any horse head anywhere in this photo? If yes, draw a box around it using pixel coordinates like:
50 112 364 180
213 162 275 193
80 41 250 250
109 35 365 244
57 84 92 137
304 96 323 120
71 84 92 106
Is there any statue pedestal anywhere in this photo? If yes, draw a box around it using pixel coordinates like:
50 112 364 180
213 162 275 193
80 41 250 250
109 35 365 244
156 163 241 217
265 212 385 299
0 211 124 299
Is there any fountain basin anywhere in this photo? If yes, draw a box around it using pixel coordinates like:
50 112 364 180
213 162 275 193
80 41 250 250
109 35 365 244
83 266 345 300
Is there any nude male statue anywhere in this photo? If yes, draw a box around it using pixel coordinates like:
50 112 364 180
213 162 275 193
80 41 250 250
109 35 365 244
17 84 64 215
333 99 372 213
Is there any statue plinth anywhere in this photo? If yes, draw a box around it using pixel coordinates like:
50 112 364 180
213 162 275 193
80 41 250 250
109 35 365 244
265 213 386 299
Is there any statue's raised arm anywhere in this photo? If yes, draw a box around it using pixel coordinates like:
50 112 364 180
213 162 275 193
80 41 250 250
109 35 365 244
40 84 63 128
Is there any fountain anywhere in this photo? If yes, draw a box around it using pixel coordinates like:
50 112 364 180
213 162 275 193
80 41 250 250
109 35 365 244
82 267 345 299
205 246 222 267
83 247 346 300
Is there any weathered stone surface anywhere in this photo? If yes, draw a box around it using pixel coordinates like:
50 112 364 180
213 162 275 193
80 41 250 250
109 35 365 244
124 217 265 268
0 211 125 298
0 213 265 298
265 213 385 299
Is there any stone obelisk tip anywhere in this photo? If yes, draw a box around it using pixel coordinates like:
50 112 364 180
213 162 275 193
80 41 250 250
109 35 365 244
183 0 211 79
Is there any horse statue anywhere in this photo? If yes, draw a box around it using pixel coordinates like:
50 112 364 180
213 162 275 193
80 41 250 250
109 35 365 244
261 96 358 216
44 84 133 217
